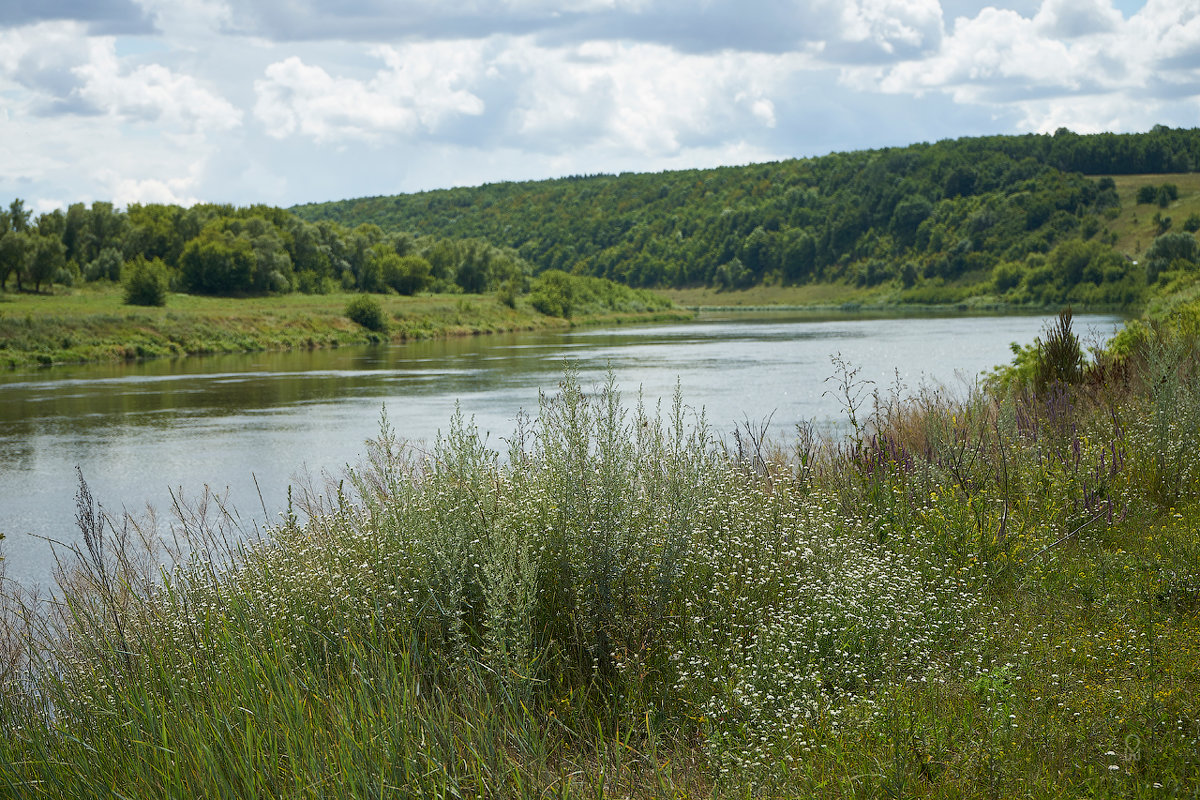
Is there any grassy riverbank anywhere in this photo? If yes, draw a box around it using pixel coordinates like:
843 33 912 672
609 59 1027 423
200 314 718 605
660 283 1134 314
1 300 1198 796
0 284 692 368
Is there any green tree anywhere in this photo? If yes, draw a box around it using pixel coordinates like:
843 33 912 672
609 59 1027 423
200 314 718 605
1145 232 1199 283
380 253 433 295
87 201 126 261
453 241 491 293
890 195 932 245
180 229 255 294
7 199 30 233
123 256 170 306
0 231 29 290
85 247 124 282
62 203 91 264
992 261 1023 293
27 235 65 292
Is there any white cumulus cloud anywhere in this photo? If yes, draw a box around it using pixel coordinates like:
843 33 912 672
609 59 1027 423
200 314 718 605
1034 0 1123 38
0 20 240 131
833 0 945 59
254 42 487 142
112 175 202 207
853 1 1196 104
505 41 796 155
255 37 799 157
74 44 243 131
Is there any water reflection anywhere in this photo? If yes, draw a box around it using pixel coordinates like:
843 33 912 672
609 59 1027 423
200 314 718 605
0 312 1123 585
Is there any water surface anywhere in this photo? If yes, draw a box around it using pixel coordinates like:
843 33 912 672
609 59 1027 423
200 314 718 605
0 311 1122 585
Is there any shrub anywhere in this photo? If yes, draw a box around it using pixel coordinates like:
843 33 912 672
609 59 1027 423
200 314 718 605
992 261 1023 293
122 257 169 306
381 254 432 296
85 247 123 283
1033 307 1084 393
529 271 575 317
496 278 519 308
345 294 388 332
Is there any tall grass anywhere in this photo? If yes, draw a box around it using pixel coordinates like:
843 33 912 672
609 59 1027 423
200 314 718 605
2 329 1199 796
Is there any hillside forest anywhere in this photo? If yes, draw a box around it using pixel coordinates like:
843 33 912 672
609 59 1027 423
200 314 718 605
5 126 1200 311
297 126 1200 308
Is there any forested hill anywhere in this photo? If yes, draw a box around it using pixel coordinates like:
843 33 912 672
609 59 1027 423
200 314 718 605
293 126 1200 307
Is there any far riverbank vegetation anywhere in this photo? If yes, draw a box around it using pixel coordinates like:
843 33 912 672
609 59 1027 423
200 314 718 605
8 127 1200 366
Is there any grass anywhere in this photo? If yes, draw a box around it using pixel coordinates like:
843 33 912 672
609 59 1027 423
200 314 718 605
1100 173 1200 259
660 282 882 309
662 279 1085 315
0 284 693 368
1 311 1199 796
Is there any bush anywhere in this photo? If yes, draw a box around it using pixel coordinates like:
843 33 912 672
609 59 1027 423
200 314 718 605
381 254 433 296
496 278 519 308
529 272 573 317
1033 307 1084 393
85 247 124 283
122 257 169 306
992 261 1023 293
345 294 388 332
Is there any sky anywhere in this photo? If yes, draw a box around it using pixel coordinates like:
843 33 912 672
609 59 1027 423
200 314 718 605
0 0 1196 212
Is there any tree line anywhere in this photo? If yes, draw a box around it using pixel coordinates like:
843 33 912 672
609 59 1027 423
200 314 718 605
0 199 535 302
295 126 1200 308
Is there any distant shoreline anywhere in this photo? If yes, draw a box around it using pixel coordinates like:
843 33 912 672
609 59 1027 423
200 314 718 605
0 286 693 369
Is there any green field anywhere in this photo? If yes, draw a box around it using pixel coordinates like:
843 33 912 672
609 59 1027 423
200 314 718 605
1104 173 1200 257
0 284 692 368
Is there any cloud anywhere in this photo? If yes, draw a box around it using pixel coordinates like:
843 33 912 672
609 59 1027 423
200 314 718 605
825 0 945 62
132 0 234 40
74 44 244 131
840 0 1200 143
0 0 152 35
867 8 1091 101
856 2 1143 101
254 42 487 142
1136 0 1200 68
111 175 201 207
0 22 241 132
3 0 1196 212
222 0 944 62
0 21 108 104
0 102 220 212
1034 0 1122 38
503 41 799 155
254 38 799 158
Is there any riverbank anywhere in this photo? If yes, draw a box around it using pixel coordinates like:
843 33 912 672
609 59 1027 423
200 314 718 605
0 285 694 368
2 311 1198 796
660 283 1139 315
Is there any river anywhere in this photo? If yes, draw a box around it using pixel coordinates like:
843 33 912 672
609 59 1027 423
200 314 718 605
0 311 1122 586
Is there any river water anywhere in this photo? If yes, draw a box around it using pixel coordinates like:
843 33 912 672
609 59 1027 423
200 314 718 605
0 311 1122 586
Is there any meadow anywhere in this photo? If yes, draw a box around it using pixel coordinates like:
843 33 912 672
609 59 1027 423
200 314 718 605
1 302 1198 797
0 282 690 368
